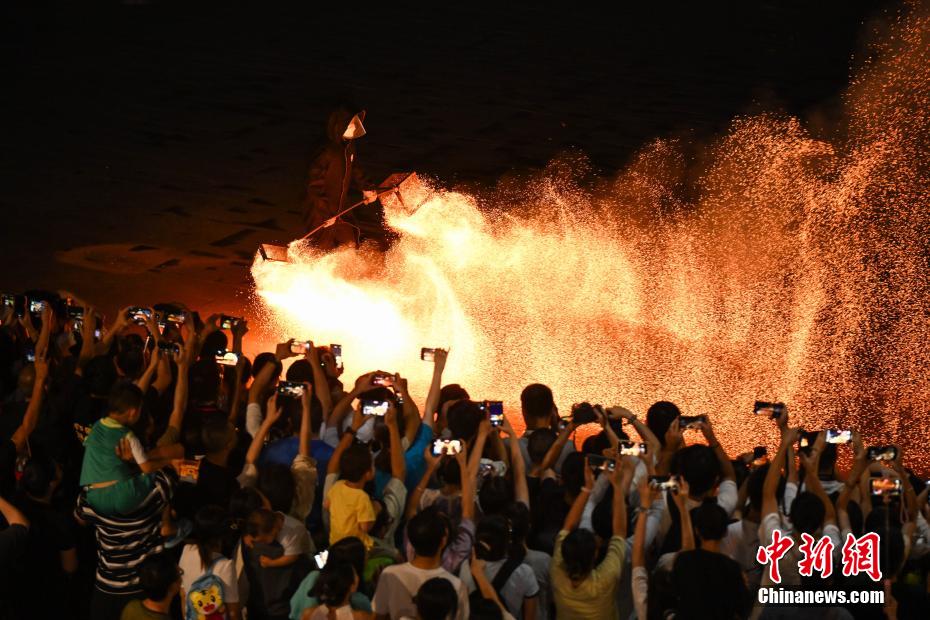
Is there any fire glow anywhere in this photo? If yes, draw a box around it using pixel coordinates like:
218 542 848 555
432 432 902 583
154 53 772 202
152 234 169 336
252 7 929 460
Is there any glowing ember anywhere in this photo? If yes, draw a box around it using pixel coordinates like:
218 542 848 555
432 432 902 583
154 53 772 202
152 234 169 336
252 7 930 463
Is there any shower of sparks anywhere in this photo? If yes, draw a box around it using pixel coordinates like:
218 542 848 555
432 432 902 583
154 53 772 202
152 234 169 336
251 6 930 466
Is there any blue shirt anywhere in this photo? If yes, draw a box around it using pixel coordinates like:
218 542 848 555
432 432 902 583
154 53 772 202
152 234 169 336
374 422 433 498
260 436 334 475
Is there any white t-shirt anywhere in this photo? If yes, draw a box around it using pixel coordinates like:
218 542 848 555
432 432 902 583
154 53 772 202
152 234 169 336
372 563 469 620
523 549 552 620
179 544 239 604
459 559 539 618
278 512 313 556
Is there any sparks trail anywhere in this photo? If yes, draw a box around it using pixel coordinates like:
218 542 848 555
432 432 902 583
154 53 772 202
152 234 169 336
251 6 930 463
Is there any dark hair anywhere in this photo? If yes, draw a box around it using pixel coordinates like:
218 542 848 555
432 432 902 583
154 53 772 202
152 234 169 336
746 464 768 514
505 502 531 559
437 456 461 487
478 476 513 517
469 595 504 620
229 487 264 527
415 577 459 620
818 442 838 476
138 553 180 601
521 383 554 423
672 549 750 619
581 424 628 456
84 355 118 397
646 401 680 446
193 505 229 569
201 412 234 454
286 359 314 383
339 442 373 483
527 429 557 465
328 536 367 583
438 384 469 413
246 508 277 537
691 502 728 542
257 463 295 513
475 515 510 562
115 337 146 379
789 491 825 535
408 507 449 557
189 358 221 405
560 452 586 495
201 331 228 359
561 528 597 580
446 400 482 442
251 352 282 378
311 563 356 607
21 456 57 498
107 381 144 416
675 445 720 497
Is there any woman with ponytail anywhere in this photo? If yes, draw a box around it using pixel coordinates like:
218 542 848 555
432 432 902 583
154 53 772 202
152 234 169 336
301 563 370 619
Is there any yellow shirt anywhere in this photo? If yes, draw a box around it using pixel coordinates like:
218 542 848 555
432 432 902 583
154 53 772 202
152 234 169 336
325 480 375 548
550 529 626 619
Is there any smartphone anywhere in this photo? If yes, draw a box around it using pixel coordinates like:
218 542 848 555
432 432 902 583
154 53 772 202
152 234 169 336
869 477 902 498
177 459 201 483
649 475 679 491
0 293 14 307
825 429 853 445
25 345 36 363
480 401 504 427
587 454 616 473
164 310 186 325
431 438 463 457
277 381 306 399
313 550 329 570
752 446 768 467
66 305 85 320
29 300 47 314
571 402 599 425
679 415 707 430
421 347 437 362
127 307 153 323
330 344 343 368
361 398 389 416
215 350 240 366
219 315 240 330
619 441 648 456
866 445 898 462
290 341 311 355
372 373 394 387
157 341 181 356
558 417 572 431
754 401 785 420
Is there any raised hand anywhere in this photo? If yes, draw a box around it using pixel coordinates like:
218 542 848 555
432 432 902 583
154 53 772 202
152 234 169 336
433 348 449 373
265 393 283 426
665 417 683 450
275 339 298 361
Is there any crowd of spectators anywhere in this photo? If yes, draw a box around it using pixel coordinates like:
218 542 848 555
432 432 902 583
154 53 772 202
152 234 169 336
0 290 929 619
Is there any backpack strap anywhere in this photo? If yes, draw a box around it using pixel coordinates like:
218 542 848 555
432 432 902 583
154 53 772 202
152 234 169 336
490 556 524 599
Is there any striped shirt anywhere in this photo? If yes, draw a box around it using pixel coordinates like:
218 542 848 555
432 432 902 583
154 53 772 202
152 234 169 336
74 470 175 594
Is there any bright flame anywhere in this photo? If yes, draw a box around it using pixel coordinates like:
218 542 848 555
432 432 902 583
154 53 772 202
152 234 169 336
252 6 930 460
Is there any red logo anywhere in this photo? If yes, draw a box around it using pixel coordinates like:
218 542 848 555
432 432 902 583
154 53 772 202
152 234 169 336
757 531 882 583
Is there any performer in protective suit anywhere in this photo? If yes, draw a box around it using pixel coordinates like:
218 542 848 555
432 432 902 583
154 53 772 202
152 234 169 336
303 105 377 250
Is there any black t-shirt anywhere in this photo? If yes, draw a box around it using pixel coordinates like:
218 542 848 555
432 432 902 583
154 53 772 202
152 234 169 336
174 458 240 519
0 438 17 499
9 497 77 614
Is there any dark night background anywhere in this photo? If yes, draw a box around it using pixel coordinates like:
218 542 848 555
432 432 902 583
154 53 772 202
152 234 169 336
0 1 892 317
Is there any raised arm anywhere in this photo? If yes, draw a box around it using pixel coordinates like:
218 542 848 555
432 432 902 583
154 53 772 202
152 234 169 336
135 345 160 393
298 383 313 458
164 340 194 436
674 477 694 550
699 417 735 482
838 432 868 533
500 415 529 507
762 427 798 519
534 420 576 475
563 463 594 532
799 433 836 526
393 373 421 446
609 406 661 457
329 372 376 437
0 495 28 529
656 418 683 476
245 394 283 466
611 457 634 538
327 407 366 476
306 342 333 421
11 353 49 452
423 348 448 432
406 448 440 520
246 359 278 436
385 402 406 481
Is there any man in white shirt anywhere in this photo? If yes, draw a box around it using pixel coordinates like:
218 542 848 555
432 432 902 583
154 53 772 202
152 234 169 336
373 509 469 620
